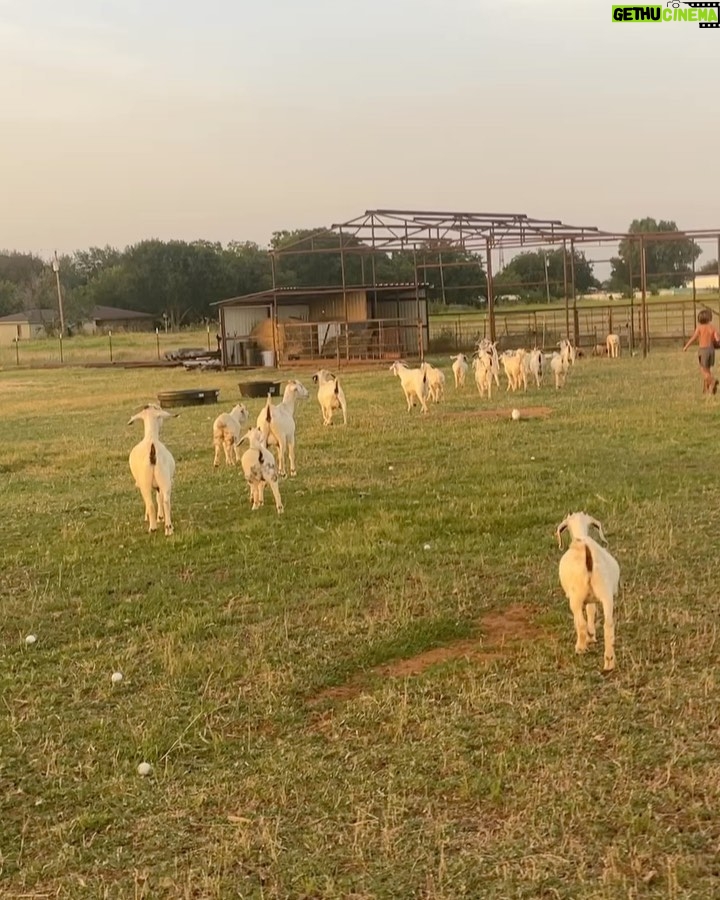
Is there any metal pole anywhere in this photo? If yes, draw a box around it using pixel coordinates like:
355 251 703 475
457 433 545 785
640 235 648 358
270 253 278 367
339 227 349 363
109 330 113 363
413 246 423 362
15 338 19 366
206 324 211 351
52 251 66 337
691 250 697 325
563 240 570 342
544 252 550 304
59 334 63 364
438 251 447 306
628 243 635 352
570 240 578 346
156 327 161 361
486 240 496 344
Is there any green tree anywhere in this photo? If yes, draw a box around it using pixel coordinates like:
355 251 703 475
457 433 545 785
494 248 596 301
699 258 718 275
609 218 700 291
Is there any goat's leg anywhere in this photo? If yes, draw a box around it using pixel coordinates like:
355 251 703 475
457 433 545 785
213 440 222 467
288 439 298 477
597 593 615 673
138 481 158 532
160 489 173 536
268 479 284 514
586 602 597 643
224 438 235 465
568 592 589 654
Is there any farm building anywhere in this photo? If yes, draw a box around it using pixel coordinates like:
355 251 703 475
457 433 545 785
685 273 720 292
79 305 155 335
0 308 58 344
213 283 428 367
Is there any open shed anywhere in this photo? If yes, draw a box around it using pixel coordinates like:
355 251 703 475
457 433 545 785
213 282 428 367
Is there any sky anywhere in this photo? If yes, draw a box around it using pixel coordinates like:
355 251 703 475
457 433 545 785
2 0 720 263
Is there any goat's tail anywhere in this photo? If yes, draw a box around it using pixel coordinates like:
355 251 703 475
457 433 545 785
264 395 272 423
149 443 157 465
333 378 340 396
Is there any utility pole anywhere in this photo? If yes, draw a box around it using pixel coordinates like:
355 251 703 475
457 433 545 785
52 251 66 336
544 252 551 304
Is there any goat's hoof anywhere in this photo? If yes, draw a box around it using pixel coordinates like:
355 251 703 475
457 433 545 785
290 471 297 477
277 506 284 514
165 525 174 536
587 634 597 644
575 645 588 655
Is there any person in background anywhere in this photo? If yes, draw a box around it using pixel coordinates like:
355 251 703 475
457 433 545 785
683 308 720 394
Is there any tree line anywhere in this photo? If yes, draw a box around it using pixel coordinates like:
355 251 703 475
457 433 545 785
0 219 708 330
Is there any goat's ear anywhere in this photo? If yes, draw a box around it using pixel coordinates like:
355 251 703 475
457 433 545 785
127 411 142 425
590 517 608 544
555 520 568 549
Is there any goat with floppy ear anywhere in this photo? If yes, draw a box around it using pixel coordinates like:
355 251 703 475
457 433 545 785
555 511 620 673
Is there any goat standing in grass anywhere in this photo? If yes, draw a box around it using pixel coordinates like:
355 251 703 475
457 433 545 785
312 369 348 426
240 427 284 514
450 354 468 389
256 379 309 477
212 403 249 466
128 404 178 535
389 361 429 414
556 512 620 673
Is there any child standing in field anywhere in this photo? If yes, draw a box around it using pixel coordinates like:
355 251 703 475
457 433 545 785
683 309 720 394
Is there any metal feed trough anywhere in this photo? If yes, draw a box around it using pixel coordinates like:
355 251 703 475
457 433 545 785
157 388 220 408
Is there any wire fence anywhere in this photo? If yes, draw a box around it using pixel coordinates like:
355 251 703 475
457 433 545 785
428 297 720 353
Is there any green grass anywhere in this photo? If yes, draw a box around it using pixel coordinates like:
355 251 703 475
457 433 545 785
1 351 720 898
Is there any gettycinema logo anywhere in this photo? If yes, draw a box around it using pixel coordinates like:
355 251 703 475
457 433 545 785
612 2 720 26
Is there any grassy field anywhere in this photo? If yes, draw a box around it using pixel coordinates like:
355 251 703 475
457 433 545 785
1 351 720 898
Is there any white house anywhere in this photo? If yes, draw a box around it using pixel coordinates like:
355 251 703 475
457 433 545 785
685 273 719 292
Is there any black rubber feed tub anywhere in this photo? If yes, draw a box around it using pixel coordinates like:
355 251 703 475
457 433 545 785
238 380 282 399
157 388 220 408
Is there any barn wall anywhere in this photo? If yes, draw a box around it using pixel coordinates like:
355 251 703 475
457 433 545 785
223 305 271 336
306 291 367 322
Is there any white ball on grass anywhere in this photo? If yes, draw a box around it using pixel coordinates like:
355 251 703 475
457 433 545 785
137 762 152 777
511 409 521 421
111 672 123 684
25 634 37 645
423 543 431 551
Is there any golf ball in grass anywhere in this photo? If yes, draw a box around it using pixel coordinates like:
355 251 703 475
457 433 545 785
25 634 36 645
137 762 152 777
511 409 521 421
111 672 123 684
423 543 432 551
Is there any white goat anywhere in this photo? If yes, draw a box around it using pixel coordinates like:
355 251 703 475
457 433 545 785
477 339 500 387
556 511 620 674
525 348 543 388
239 427 284 514
389 361 429 414
128 404 177 536
559 338 576 368
606 333 621 358
256 379 309 478
550 352 568 390
312 369 347 426
450 353 469 389
501 349 527 392
212 403 249 467
472 350 493 399
422 362 446 403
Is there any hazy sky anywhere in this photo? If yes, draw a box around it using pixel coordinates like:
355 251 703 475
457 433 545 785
2 0 719 258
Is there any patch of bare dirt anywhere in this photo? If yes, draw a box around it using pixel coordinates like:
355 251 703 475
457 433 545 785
447 405 553 421
307 604 545 707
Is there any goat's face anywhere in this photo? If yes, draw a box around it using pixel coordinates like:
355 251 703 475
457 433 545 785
241 426 267 450
127 404 178 426
312 370 334 386
555 511 607 548
230 403 248 422
285 380 309 402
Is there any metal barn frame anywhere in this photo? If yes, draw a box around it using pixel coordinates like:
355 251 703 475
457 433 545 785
272 212 720 358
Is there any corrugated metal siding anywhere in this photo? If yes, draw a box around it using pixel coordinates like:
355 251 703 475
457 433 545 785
307 291 367 322
223 306 270 337
277 304 310 321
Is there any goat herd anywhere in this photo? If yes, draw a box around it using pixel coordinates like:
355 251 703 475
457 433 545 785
127 338 621 673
